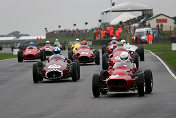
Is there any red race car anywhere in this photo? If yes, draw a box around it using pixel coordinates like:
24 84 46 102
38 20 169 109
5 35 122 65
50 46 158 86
102 40 119 55
69 45 100 65
102 48 139 70
40 42 55 58
18 46 46 62
92 61 153 97
32 55 80 83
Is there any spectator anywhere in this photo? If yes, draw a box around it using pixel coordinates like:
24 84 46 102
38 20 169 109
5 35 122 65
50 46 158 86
148 33 154 44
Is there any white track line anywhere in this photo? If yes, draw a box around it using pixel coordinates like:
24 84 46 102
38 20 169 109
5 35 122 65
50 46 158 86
149 50 176 80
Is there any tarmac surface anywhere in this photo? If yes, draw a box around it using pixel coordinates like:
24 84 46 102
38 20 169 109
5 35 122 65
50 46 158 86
0 50 176 118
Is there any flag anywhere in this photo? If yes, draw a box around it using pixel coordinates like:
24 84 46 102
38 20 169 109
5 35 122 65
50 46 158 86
111 0 117 6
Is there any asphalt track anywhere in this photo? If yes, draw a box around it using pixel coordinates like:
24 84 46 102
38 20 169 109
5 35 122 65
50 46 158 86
0 50 176 118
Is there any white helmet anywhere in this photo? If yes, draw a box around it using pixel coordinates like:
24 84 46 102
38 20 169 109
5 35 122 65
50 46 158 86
121 39 126 44
76 38 79 41
120 51 129 61
112 37 116 40
56 39 58 42
46 41 50 44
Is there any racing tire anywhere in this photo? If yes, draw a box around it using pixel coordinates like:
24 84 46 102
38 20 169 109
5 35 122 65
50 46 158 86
92 74 100 97
68 47 71 52
138 46 144 61
137 73 145 96
33 63 40 83
40 49 46 61
62 44 66 50
68 50 73 61
71 62 78 82
0 46 2 50
104 53 109 58
95 50 100 65
102 45 107 55
37 62 44 81
73 59 80 80
102 54 109 70
134 52 139 69
144 69 153 94
18 51 24 62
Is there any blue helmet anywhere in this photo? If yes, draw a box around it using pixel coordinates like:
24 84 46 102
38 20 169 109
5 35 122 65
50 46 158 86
53 47 61 54
29 42 34 46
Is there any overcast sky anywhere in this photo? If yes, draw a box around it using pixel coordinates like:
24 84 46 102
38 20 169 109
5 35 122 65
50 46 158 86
0 0 175 35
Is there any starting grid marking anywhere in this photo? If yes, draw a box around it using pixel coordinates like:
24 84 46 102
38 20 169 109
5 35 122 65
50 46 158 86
149 50 176 80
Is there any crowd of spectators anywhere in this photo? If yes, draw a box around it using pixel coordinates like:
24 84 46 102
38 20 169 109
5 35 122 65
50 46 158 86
46 29 93 38
46 13 152 40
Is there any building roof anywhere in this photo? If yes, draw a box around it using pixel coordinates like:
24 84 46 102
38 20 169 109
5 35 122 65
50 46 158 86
110 12 136 25
147 14 174 21
102 2 152 13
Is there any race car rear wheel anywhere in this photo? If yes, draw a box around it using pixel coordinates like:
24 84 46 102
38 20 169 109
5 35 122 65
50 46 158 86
37 62 44 81
33 63 40 83
137 73 145 96
95 50 100 65
134 52 139 69
0 46 2 50
92 74 100 97
102 45 107 55
71 62 78 82
18 51 23 62
144 69 153 94
73 60 80 80
68 50 73 61
40 49 46 61
68 47 71 52
102 54 109 70
137 46 144 61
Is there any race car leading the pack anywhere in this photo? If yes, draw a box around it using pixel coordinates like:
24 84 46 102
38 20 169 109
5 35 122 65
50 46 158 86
92 53 153 98
32 48 80 83
18 45 46 62
69 45 100 65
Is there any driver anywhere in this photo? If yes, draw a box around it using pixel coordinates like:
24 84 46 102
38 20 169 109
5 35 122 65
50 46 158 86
75 38 80 43
121 40 126 44
49 47 65 60
112 37 117 40
54 39 61 46
46 41 50 45
118 41 124 47
29 42 34 46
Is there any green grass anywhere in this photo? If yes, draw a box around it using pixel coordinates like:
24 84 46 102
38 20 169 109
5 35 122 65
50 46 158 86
157 52 176 71
0 53 17 60
144 44 172 52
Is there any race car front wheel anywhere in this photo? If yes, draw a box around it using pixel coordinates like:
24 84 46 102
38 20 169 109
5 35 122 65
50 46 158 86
18 51 23 62
33 63 40 83
71 62 78 82
92 74 100 97
95 50 100 65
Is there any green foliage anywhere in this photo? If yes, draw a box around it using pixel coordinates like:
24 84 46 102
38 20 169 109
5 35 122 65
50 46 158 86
0 53 17 60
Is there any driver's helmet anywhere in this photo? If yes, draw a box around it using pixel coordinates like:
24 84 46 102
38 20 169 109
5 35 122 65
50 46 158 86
121 39 126 44
81 40 86 45
75 38 79 42
55 39 58 42
53 47 61 54
118 41 123 47
29 42 34 46
112 37 116 40
120 51 129 61
46 41 50 44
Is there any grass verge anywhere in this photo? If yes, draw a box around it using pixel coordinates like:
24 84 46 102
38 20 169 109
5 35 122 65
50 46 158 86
157 52 176 71
144 44 172 52
0 53 17 60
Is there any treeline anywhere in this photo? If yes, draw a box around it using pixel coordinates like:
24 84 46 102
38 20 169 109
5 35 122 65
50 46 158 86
0 31 30 38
